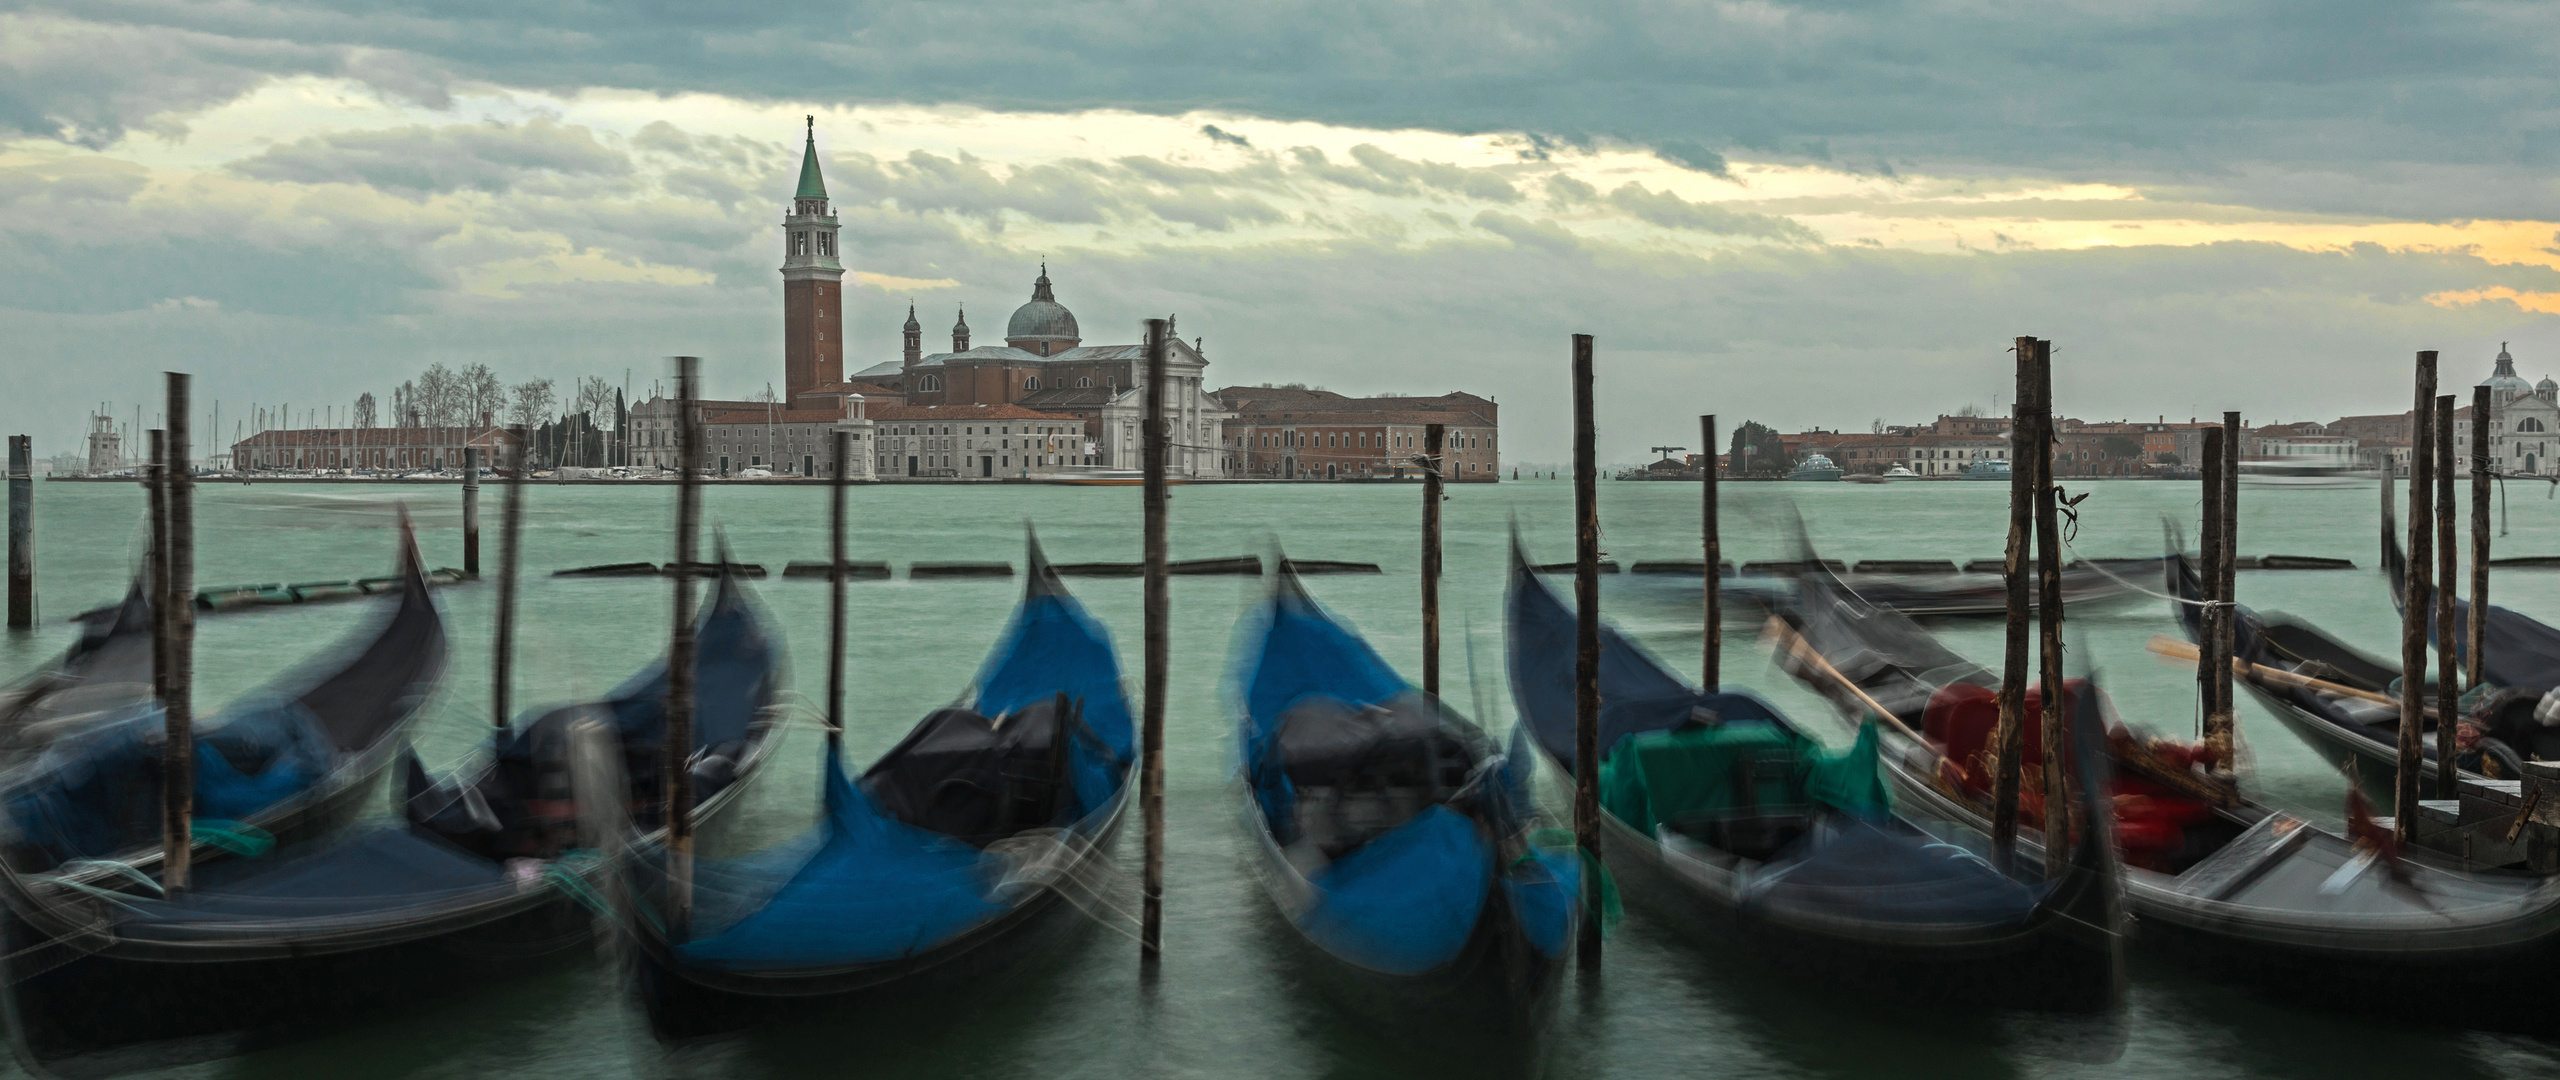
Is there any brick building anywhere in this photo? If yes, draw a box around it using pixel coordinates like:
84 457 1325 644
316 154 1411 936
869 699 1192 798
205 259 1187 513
231 425 520 472
1803 431 2008 477
1211 387 1501 480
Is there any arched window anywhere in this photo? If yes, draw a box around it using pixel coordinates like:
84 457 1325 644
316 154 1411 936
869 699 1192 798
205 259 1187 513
1025 376 1041 390
2521 417 2547 433
1077 377 1091 388
919 375 941 392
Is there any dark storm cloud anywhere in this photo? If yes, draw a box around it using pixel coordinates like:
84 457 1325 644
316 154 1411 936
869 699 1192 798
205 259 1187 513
22 1 2560 215
229 118 631 195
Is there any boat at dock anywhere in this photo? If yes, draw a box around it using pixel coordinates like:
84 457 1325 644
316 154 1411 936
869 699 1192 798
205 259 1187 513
1785 454 1844 482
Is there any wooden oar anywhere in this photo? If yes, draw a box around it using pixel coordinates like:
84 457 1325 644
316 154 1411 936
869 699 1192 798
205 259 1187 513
1762 617 1932 748
2144 634 2418 712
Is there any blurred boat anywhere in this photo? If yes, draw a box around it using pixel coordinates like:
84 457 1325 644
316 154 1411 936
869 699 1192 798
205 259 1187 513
1962 459 2010 481
1785 455 1844 482
1773 566 2560 1036
2164 550 2494 799
1236 558 1578 1057
2 526 446 887
627 535 1133 1039
0 567 786 1070
1660 559 2159 619
1508 550 2120 1010
2381 528 2560 699
0 583 153 765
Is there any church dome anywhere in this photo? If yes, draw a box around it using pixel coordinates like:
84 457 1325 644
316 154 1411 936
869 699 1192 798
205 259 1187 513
2541 375 2556 393
1006 265 1081 348
2483 342 2534 400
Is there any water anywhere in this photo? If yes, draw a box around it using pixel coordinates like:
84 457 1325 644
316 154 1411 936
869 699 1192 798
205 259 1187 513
8 476 2560 1079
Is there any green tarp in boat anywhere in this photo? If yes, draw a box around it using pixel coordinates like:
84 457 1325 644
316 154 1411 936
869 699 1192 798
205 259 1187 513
1598 719 1891 837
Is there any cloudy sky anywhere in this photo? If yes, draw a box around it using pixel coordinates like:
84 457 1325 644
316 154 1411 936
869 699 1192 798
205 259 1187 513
6 0 2559 462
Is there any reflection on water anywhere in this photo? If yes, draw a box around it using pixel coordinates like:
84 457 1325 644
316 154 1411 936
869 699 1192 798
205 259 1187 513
7 478 2560 1079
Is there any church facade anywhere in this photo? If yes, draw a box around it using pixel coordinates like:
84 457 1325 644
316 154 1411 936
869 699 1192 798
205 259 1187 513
2462 343 2560 478
851 269 1231 478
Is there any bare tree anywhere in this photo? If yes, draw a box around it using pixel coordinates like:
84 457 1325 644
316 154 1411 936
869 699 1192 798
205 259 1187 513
354 392 377 429
509 378 557 429
575 376 614 426
462 364 505 428
415 364 460 428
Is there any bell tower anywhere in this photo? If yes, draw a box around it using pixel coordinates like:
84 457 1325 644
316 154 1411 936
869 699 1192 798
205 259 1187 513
781 116 844 405
901 301 922 368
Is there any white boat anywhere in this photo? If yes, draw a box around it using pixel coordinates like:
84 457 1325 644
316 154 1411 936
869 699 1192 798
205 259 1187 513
2239 459 2382 488
1879 464 1921 482
1786 454 1845 482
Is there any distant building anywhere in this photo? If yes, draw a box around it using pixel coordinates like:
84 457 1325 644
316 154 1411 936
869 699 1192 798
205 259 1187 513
2334 344 2560 477
869 403 1093 479
83 413 120 475
1211 387 1501 481
1803 431 2007 477
230 425 519 472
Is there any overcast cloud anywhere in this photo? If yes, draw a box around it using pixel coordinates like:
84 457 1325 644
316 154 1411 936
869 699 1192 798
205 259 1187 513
3 2 2558 461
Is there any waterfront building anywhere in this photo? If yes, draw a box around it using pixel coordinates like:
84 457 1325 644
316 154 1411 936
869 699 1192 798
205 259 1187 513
83 413 120 475
1802 431 2007 477
230 425 519 472
1210 387 1500 481
869 403 1092 479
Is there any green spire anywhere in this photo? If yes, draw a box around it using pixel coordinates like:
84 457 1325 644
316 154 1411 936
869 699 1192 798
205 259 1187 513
795 115 827 200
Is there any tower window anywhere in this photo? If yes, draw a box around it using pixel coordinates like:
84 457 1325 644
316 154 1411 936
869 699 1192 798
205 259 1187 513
792 232 808 255
818 233 833 256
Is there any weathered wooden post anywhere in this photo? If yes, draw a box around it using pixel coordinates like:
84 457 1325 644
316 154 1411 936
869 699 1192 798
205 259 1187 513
1571 333 1603 969
163 372 195 892
2032 340 2069 876
1991 336 2036 863
1422 422 1445 699
829 429 850 753
666 357 701 936
8 434 30 629
1701 415 1720 688
2217 411 2240 731
1140 318 1171 964
2199 426 2227 748
2435 395 2458 795
491 429 526 735
2472 385 2492 692
2397 351 2436 843
462 447 482 577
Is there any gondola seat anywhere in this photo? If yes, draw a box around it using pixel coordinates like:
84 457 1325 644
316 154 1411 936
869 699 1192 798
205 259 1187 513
863 696 1085 849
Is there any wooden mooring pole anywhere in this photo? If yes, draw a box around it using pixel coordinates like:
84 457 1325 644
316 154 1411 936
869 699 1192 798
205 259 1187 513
491 430 526 735
1701 415 1720 689
2435 394 2458 795
163 372 195 892
2471 385 2491 692
2398 351 2436 844
1140 318 1171 964
829 429 850 754
1991 336 2035 864
2198 427 2226 747
666 357 701 937
1571 333 1603 970
2031 340 2068 877
8 434 30 629
2209 412 2242 768
463 447 481 577
1422 422 1445 700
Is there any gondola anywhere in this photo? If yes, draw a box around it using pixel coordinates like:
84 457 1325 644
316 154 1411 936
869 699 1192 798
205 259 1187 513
1664 558 2160 620
2381 497 2560 699
2165 548 2504 798
1508 550 2120 1010
0 564 785 1072
627 536 1134 1040
1236 557 1578 1060
2 523 446 888
0 583 153 766
1774 563 2560 1036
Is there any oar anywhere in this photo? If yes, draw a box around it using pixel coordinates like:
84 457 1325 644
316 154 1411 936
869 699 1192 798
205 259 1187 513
2143 634 2426 714
1761 617 1931 748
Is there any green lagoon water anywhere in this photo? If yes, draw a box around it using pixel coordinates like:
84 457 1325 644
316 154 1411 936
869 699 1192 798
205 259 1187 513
7 476 2560 1079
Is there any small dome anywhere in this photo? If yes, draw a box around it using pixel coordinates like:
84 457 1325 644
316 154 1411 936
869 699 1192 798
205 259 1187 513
1006 264 1080 345
2541 375 2556 392
2483 341 2534 399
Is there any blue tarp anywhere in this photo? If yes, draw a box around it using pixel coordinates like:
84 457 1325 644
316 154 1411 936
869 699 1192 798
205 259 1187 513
7 697 337 867
1740 821 2039 926
1505 559 1789 771
113 826 512 940
1297 806 1492 976
675 752 1012 969
668 575 1129 971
